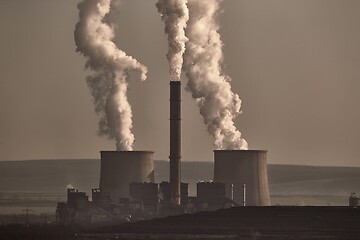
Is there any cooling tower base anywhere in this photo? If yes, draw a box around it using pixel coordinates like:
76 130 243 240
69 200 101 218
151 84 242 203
213 150 271 206
99 151 155 203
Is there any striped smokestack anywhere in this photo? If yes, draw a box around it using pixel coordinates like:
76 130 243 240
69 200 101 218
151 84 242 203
170 81 181 205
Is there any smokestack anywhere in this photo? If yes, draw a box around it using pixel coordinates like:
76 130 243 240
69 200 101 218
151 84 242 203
213 150 271 206
170 81 181 205
156 0 189 81
99 151 154 203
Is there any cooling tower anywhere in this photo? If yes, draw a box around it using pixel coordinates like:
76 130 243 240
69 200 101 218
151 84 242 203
99 151 155 203
213 150 271 206
169 81 182 205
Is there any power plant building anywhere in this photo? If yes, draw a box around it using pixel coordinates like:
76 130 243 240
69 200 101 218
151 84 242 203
197 182 229 211
349 193 359 207
159 181 189 206
56 79 274 225
214 150 271 206
129 182 159 213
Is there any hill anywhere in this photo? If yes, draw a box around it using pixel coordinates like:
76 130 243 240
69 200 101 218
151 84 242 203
0 160 359 206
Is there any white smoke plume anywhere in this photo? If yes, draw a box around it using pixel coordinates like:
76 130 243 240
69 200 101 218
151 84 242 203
156 0 189 80
184 0 248 150
74 0 148 151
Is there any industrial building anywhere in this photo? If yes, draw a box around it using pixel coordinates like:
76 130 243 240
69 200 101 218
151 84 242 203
196 182 234 211
56 181 229 224
159 181 189 207
56 81 272 225
349 193 359 207
129 182 159 214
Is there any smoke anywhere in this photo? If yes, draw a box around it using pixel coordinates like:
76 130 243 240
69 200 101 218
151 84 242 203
184 0 248 150
74 0 147 151
156 0 189 80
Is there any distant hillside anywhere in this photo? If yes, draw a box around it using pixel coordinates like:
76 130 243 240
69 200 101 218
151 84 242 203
0 160 359 197
0 159 100 194
268 164 360 196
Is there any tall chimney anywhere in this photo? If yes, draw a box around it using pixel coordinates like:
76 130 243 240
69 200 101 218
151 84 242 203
169 81 181 205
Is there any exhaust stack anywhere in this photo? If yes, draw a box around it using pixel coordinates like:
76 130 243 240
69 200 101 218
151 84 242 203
169 81 181 205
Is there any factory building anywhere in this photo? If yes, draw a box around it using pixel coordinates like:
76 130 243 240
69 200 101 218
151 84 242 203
56 150 272 224
349 193 359 207
56 180 236 225
56 188 130 225
56 189 90 224
56 202 74 225
129 182 159 214
197 182 231 211
159 181 189 207
67 188 89 210
92 188 111 210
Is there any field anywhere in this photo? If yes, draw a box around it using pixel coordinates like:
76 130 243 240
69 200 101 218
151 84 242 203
2 207 359 240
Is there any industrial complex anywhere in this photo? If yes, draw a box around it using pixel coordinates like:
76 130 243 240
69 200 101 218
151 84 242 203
56 81 271 225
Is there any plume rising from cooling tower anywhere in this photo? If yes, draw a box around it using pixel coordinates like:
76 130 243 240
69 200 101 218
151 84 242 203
184 0 248 150
74 0 148 151
156 0 189 80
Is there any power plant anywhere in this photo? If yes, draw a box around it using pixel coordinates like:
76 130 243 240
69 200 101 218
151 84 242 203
56 81 272 225
64 0 271 226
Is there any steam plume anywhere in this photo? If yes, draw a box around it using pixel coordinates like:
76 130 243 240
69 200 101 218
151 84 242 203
156 0 189 80
74 0 147 151
184 0 248 150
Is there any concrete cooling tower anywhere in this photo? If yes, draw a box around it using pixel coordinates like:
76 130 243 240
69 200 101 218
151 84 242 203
213 150 271 206
99 151 155 203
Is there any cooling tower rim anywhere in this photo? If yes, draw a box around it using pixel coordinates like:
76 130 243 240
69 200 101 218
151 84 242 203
214 150 267 153
100 150 155 153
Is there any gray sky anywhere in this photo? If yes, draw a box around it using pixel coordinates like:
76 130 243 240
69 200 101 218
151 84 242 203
0 0 359 166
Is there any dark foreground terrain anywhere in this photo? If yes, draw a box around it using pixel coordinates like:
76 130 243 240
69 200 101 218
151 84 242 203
1 206 359 240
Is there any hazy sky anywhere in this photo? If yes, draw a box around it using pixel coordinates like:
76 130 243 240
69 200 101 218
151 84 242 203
0 0 359 166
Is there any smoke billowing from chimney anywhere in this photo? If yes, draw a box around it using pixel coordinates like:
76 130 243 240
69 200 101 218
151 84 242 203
184 0 248 150
74 0 148 151
156 0 189 81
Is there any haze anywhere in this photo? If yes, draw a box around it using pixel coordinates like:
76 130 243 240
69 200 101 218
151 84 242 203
0 0 359 167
